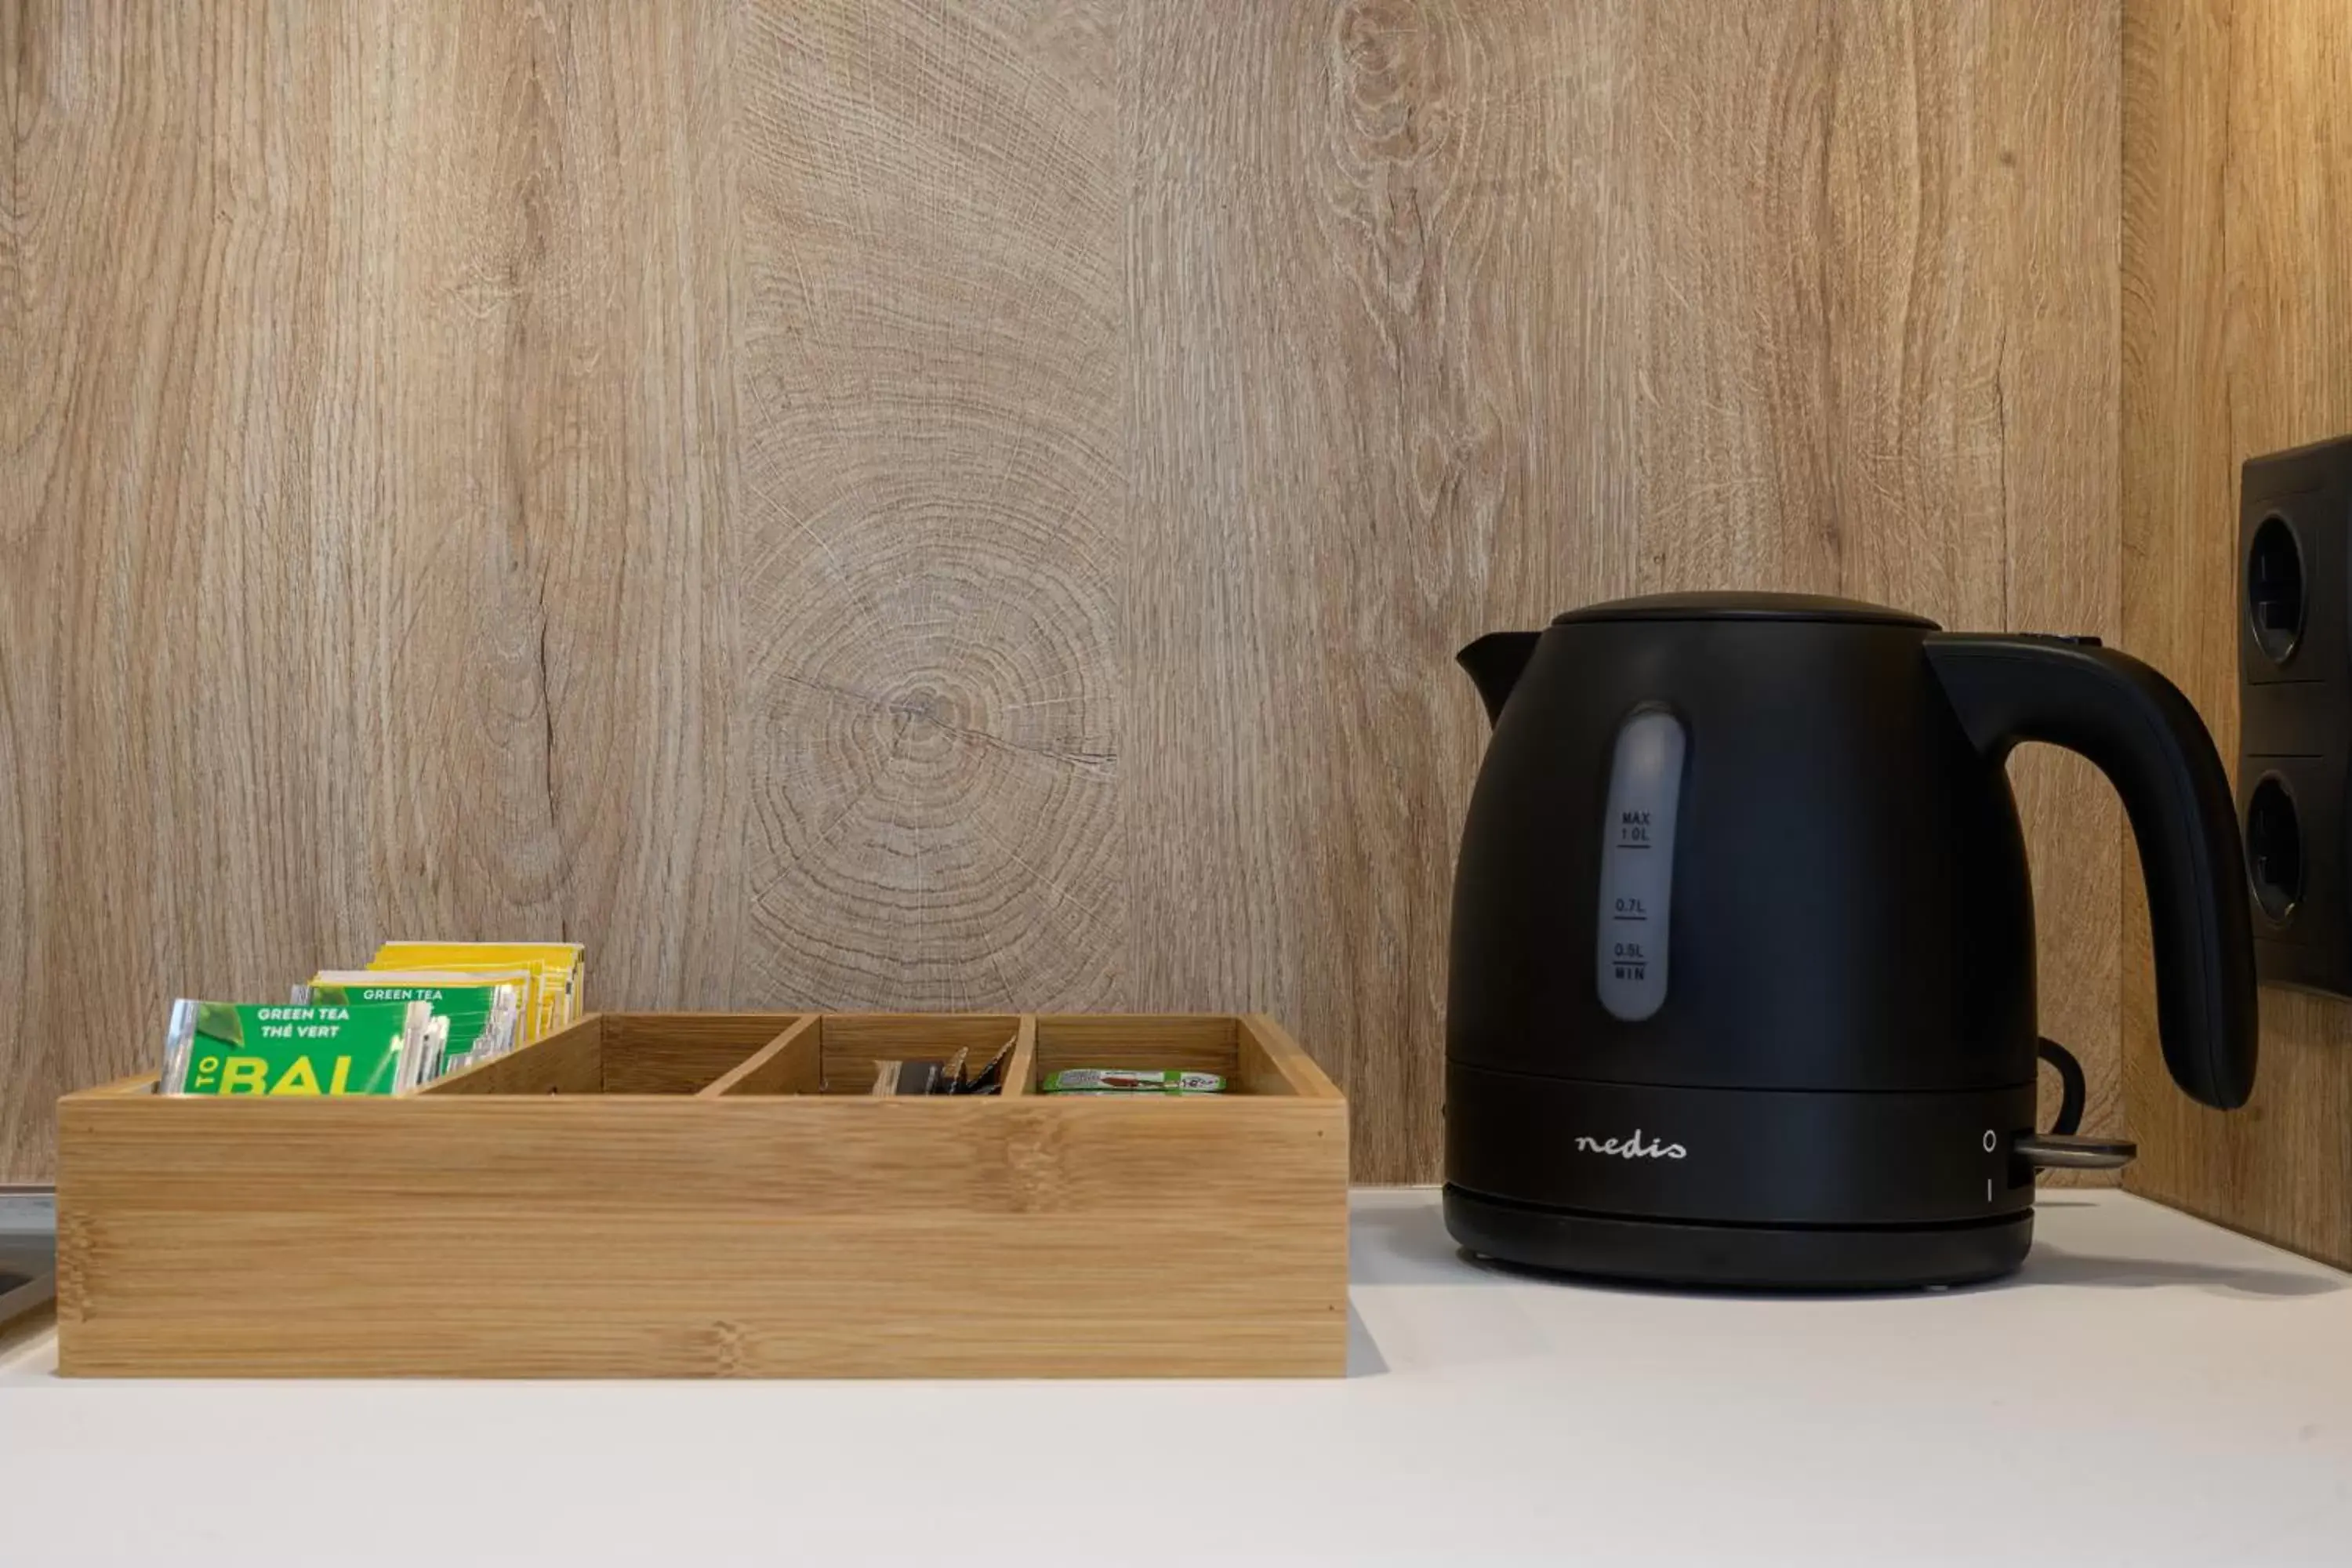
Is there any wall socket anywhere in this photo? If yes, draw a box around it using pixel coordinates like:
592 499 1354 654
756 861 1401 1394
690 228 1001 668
2238 436 2352 996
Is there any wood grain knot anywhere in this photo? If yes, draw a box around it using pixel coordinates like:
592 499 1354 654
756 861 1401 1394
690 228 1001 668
706 1318 748 1377
748 543 1123 1012
1001 1109 1070 1214
1325 0 1470 314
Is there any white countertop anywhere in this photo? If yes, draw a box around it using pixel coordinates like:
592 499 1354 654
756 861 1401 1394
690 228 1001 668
3 1188 2348 1565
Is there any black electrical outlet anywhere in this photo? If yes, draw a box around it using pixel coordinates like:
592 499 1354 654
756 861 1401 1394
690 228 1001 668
2238 435 2352 995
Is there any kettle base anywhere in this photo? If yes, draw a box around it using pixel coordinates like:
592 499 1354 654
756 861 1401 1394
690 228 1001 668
1443 1186 2033 1291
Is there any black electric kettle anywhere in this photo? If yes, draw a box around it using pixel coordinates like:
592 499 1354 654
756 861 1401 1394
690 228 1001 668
1444 592 2257 1289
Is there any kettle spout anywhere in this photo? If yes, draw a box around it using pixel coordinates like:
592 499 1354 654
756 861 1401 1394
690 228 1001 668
1457 631 1542 726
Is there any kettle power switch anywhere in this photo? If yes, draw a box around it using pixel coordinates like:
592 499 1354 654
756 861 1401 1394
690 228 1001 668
1595 707 1686 1022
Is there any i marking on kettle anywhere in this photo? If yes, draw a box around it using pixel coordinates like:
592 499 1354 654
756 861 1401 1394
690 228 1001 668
1573 1131 1686 1160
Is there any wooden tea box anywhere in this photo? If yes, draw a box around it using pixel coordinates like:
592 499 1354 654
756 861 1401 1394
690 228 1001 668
55 1012 1348 1378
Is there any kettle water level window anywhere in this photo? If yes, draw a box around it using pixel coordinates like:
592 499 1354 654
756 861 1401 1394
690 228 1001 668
1595 706 1686 1022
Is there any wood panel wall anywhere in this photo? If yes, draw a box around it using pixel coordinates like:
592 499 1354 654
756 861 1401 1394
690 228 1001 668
2 1 2122 1185
2122 0 2352 1268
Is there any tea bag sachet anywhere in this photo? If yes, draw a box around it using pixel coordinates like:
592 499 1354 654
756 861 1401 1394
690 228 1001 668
368 942 583 1041
161 1000 430 1096
298 974 522 1086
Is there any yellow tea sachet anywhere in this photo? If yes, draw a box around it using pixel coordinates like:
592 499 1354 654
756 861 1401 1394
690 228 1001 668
368 942 583 1041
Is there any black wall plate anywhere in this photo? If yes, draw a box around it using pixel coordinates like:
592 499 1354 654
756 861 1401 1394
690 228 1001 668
2238 435 2352 996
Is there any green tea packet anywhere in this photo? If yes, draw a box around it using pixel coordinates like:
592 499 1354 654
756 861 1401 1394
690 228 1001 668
162 1000 429 1096
294 976 521 1086
1039 1068 1226 1094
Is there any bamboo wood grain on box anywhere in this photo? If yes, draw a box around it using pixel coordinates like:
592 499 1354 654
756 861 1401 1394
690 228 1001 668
1002 1015 1037 1099
699 1016 821 1098
422 1016 605 1096
600 1013 815 1094
57 1013 1348 1377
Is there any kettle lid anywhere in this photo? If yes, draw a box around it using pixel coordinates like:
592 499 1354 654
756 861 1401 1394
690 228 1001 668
1550 591 1938 629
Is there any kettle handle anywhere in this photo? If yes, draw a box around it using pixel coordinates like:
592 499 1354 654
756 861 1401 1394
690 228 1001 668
1924 633 2257 1110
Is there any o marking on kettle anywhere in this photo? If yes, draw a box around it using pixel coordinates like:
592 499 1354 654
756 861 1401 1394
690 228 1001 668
1982 1129 1997 1153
